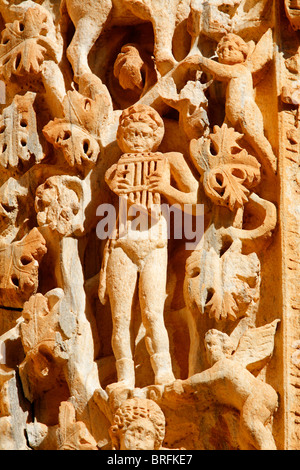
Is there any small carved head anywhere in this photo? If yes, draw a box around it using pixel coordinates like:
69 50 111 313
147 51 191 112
116 104 164 153
204 329 235 367
217 34 249 65
109 398 165 450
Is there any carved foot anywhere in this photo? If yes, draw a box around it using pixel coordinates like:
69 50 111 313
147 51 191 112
151 353 176 386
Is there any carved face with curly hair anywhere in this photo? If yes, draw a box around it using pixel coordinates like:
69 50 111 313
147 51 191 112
116 104 165 154
109 398 165 450
217 33 250 65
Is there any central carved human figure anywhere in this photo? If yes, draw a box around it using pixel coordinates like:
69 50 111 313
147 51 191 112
99 104 198 389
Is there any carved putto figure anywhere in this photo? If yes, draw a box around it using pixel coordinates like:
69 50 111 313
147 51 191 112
188 29 277 172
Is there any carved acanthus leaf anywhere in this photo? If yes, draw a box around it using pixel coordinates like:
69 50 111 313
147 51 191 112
160 75 209 109
186 239 261 321
0 228 47 309
0 92 44 169
19 289 69 402
0 7 57 80
20 289 65 353
190 124 261 211
57 401 98 451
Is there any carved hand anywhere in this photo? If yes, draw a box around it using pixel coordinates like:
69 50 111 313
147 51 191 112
148 168 170 195
183 53 203 67
105 164 132 195
110 171 133 195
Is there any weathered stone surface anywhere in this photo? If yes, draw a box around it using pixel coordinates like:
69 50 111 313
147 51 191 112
0 0 298 451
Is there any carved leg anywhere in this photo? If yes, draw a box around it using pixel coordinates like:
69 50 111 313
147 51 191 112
66 18 102 80
151 17 178 75
240 386 278 450
126 0 178 75
229 102 277 173
106 247 138 389
66 0 112 81
241 123 277 173
187 316 203 377
139 247 175 385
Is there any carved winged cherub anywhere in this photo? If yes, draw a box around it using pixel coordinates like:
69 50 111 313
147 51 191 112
187 29 277 173
99 104 198 390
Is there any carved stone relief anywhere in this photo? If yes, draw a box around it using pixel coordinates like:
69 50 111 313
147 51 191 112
0 0 298 451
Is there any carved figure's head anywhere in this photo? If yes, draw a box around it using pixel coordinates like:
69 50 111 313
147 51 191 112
204 329 235 366
217 33 249 65
117 104 164 153
109 398 165 450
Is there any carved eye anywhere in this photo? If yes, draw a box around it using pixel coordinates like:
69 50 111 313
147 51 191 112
190 266 200 278
64 131 71 140
11 275 19 287
83 140 89 154
20 119 28 128
58 130 71 143
231 168 246 180
83 139 93 158
84 100 91 111
20 256 33 266
215 173 224 186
